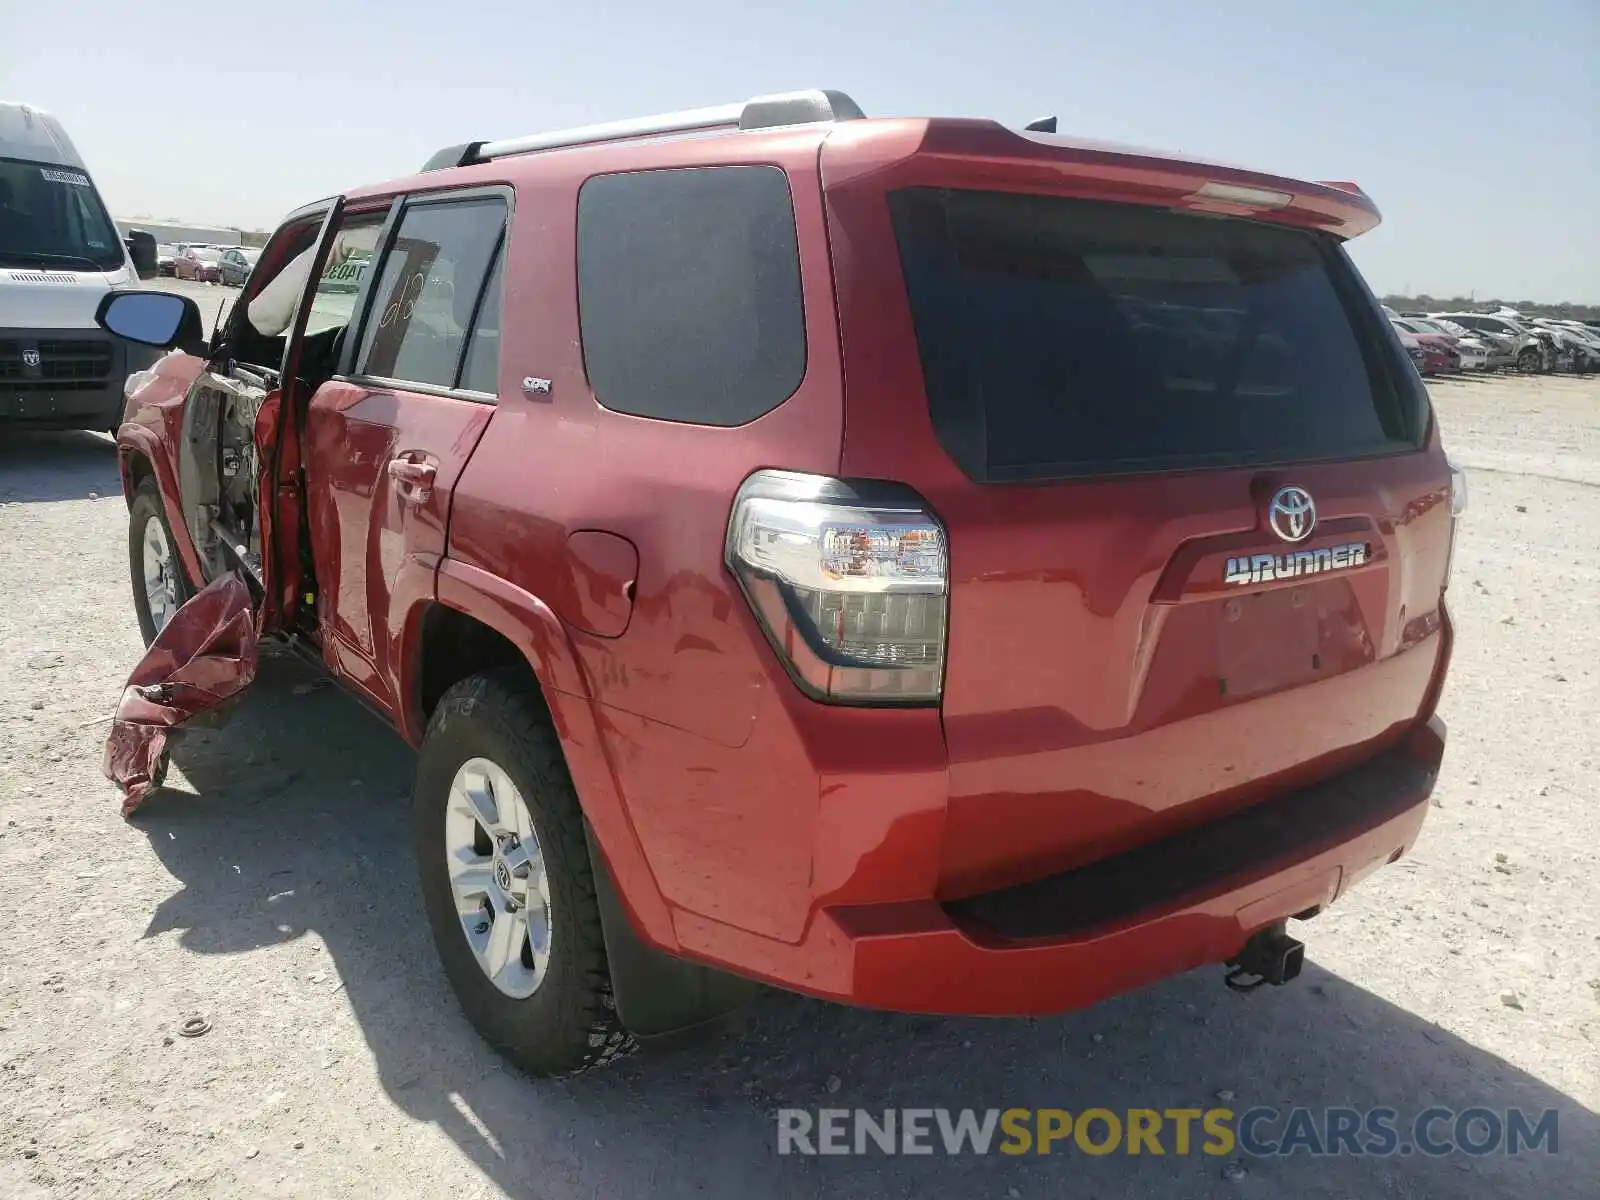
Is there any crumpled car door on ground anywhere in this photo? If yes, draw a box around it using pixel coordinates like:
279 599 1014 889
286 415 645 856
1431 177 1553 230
102 571 260 815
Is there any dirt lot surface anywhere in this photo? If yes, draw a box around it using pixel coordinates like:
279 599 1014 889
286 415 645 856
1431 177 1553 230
1 369 1596 1199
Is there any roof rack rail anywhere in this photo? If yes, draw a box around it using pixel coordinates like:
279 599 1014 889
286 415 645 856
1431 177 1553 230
420 89 864 172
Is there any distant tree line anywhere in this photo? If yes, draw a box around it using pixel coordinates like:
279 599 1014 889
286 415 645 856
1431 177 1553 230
240 229 270 248
1383 294 1599 321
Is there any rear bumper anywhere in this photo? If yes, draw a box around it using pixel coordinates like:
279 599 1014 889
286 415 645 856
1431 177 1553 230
714 716 1444 1015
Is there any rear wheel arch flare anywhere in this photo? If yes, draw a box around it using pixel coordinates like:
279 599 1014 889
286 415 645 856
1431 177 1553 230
410 579 680 950
412 601 552 733
121 448 155 508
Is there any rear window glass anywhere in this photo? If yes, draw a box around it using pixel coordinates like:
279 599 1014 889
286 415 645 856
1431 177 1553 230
889 188 1423 481
577 166 806 426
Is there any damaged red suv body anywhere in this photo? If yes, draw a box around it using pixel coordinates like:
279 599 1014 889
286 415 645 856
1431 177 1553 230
97 89 1459 1076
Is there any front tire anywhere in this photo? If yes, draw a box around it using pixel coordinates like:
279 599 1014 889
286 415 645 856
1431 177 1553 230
129 477 193 646
414 671 634 1077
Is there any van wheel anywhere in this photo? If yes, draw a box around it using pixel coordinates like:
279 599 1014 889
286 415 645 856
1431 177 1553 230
414 671 635 1077
129 477 193 646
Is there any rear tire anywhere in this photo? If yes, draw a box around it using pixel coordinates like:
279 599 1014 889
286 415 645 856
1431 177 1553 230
414 670 634 1077
128 477 193 646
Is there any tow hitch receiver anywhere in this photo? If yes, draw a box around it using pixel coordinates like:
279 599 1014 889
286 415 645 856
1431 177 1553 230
1224 923 1305 992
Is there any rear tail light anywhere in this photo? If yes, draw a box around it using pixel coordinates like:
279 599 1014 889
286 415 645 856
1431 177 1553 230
725 470 948 704
1448 458 1467 518
1444 457 1467 587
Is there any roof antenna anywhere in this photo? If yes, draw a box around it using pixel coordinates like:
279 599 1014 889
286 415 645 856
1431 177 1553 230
1024 116 1057 133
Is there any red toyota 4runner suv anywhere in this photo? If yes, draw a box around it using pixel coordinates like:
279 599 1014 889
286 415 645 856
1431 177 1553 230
94 89 1462 1077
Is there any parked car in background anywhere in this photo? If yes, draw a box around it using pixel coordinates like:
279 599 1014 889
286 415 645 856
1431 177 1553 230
156 243 178 275
1399 315 1490 353
1436 319 1518 369
1391 317 1486 371
217 246 259 287
1527 318 1600 372
1431 313 1545 372
1523 327 1563 372
1395 321 1465 374
1392 324 1450 375
1571 328 1600 373
1547 321 1600 371
173 242 218 268
174 245 222 282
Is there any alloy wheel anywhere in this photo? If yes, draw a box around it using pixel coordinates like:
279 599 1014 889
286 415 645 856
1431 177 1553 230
443 756 553 999
141 518 179 635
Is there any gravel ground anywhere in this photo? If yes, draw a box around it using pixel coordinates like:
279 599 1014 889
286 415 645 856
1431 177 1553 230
0 370 1596 1199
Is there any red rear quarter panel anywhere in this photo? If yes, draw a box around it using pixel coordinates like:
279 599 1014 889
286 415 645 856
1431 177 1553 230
443 130 858 945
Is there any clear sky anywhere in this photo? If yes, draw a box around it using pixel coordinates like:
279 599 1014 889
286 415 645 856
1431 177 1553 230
3 1 1595 301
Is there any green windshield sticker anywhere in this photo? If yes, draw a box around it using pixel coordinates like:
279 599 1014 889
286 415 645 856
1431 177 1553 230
40 167 91 187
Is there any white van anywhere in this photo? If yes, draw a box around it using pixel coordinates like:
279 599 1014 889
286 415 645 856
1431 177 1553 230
1 101 159 432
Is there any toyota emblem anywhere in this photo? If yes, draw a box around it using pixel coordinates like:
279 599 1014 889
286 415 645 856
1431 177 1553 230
1268 486 1316 543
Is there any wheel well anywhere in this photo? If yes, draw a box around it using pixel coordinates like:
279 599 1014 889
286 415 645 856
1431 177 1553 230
123 451 154 508
416 604 549 727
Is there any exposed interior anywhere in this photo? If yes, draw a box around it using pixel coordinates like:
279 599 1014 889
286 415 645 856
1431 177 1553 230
176 214 382 606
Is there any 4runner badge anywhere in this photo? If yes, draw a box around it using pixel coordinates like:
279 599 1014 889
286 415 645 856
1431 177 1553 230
1222 483 1368 584
1224 542 1370 587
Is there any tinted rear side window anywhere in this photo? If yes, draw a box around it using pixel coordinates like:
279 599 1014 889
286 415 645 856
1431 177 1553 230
458 248 503 395
577 166 806 425
356 197 505 389
889 188 1423 481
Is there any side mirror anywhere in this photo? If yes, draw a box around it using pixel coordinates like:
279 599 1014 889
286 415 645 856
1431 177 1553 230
124 230 159 281
95 290 208 356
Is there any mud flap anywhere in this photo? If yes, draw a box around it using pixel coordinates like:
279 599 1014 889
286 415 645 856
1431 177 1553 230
102 572 261 816
583 822 763 1045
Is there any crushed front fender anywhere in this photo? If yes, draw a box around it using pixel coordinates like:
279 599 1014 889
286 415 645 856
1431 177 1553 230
102 572 261 815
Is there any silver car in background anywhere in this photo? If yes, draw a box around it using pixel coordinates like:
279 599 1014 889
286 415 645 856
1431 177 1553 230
1430 312 1546 372
1528 319 1600 372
